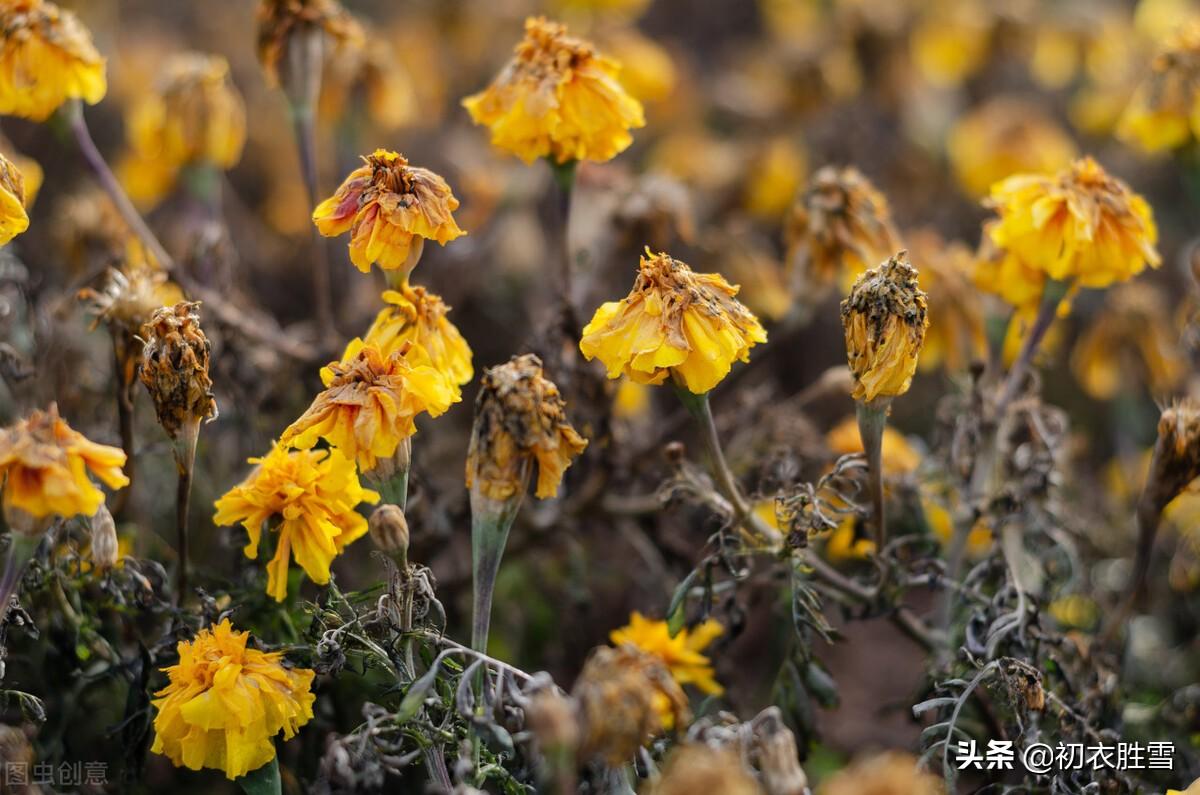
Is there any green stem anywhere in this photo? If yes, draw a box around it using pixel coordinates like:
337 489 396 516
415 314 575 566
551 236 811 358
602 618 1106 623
547 158 578 321
469 467 529 652
172 420 200 605
856 398 891 550
994 278 1069 417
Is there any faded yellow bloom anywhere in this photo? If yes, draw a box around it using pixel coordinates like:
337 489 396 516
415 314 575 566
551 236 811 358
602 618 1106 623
610 611 724 696
910 1 992 88
1118 21 1200 153
256 0 364 87
139 302 217 441
648 745 763 795
213 445 379 601
125 52 246 173
986 156 1160 291
465 354 587 501
742 136 806 219
841 253 928 403
350 284 473 392
151 619 315 779
573 644 689 765
579 250 767 395
947 97 1078 199
0 151 29 245
462 16 645 164
0 404 128 525
0 0 106 121
1071 282 1184 399
1028 24 1082 90
282 342 457 472
818 751 943 795
613 378 651 420
603 28 676 105
906 230 986 373
78 266 184 388
313 149 465 277
784 165 901 291
319 36 418 131
973 221 1051 313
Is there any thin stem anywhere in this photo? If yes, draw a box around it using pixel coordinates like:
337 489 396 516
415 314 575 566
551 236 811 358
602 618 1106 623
172 421 200 604
856 399 890 550
993 279 1069 417
292 105 336 346
469 468 529 652
111 341 136 519
549 159 577 314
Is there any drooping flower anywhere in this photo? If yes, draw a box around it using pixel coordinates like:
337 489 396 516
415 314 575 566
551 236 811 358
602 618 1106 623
905 229 986 373
124 52 246 175
985 156 1160 291
947 96 1078 199
609 611 724 696
151 619 315 779
0 0 106 121
138 302 218 441
462 16 646 164
0 151 29 245
1118 21 1200 153
256 0 364 87
1070 282 1184 399
349 284 473 391
0 404 128 527
312 149 465 277
841 253 928 404
465 354 587 502
579 250 767 395
213 445 379 601
784 166 901 292
281 342 458 472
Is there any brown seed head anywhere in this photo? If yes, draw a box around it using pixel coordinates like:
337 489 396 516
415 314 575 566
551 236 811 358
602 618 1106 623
138 301 217 440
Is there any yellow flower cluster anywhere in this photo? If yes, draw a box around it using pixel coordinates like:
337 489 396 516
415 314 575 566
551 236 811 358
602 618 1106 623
313 149 465 277
151 619 315 779
282 342 458 472
580 250 767 395
463 16 645 164
0 151 29 245
0 0 106 121
841 253 928 404
0 404 128 525
609 611 724 696
213 445 379 601
983 157 1159 298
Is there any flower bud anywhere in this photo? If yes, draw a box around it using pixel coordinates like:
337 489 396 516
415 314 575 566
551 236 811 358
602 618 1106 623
841 252 928 404
368 504 409 561
89 504 119 571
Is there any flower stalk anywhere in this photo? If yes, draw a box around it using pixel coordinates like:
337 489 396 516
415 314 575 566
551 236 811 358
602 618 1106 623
469 465 530 652
856 397 891 549
993 278 1070 416
549 158 578 319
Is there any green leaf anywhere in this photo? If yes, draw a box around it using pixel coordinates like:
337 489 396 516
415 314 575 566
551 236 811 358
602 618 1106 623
237 755 280 795
396 660 442 722
666 570 700 637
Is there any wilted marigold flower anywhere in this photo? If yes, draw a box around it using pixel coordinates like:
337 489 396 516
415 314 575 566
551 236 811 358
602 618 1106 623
79 266 184 387
985 156 1160 291
0 404 128 526
572 644 689 765
841 253 929 404
648 745 763 795
213 445 379 601
352 284 473 391
947 97 1078 199
256 0 364 87
462 16 645 164
139 302 217 441
579 250 767 395
1143 398 1200 521
609 611 724 697
0 0 106 121
281 342 457 472
1118 21 1200 153
125 52 246 173
0 151 28 245
909 1 992 88
313 149 465 277
151 619 315 779
817 751 943 795
466 354 587 501
784 166 901 291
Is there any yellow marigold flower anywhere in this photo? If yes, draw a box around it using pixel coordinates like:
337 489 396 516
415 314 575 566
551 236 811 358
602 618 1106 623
1071 282 1184 399
985 156 1160 291
351 284 473 391
818 751 943 795
256 0 364 87
126 52 246 172
906 229 986 373
0 0 106 121
973 221 1052 312
0 404 128 525
462 16 646 164
784 165 901 292
910 1 992 88
0 151 29 245
947 97 1078 199
742 136 807 220
213 445 379 602
610 611 724 696
465 353 588 501
281 342 458 472
602 28 676 105
151 619 315 779
1118 21 1200 153
579 250 767 395
312 149 465 277
841 253 929 404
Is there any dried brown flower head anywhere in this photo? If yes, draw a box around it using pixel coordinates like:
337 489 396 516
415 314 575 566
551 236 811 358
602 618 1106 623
367 504 409 559
138 301 217 440
465 354 587 502
1145 398 1200 516
256 0 364 86
79 267 184 385
572 645 689 765
785 165 901 292
841 253 928 403
648 744 763 795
